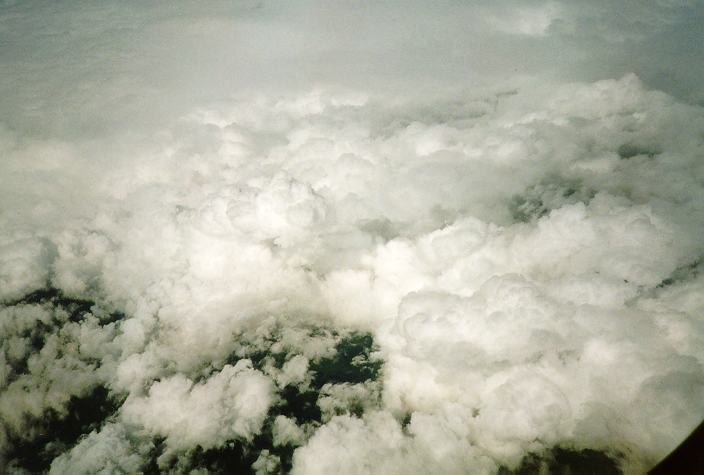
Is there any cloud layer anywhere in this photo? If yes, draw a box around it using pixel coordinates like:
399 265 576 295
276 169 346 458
1 1 704 474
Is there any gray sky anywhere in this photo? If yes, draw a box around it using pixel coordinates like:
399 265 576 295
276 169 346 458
1 0 702 138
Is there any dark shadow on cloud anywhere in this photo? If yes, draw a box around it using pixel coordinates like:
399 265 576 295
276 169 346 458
1 289 126 473
1 288 386 473
500 447 622 475
153 329 384 473
6 386 120 474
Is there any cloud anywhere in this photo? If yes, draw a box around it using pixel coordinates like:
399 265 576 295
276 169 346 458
1 1 704 473
121 360 274 450
49 423 152 475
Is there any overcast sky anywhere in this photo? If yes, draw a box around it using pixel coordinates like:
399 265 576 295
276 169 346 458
1 0 702 138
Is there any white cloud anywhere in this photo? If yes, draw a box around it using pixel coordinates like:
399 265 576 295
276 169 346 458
121 360 274 450
1 2 704 473
49 423 152 475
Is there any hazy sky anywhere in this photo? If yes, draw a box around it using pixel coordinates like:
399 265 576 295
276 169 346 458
1 0 702 137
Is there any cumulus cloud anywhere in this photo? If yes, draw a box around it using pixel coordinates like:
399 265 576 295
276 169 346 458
49 423 153 475
1 1 704 474
121 360 274 450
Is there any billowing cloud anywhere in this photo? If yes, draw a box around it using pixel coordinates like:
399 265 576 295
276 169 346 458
1 1 704 474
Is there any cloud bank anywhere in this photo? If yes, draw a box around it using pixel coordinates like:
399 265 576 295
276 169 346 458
1 1 704 474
